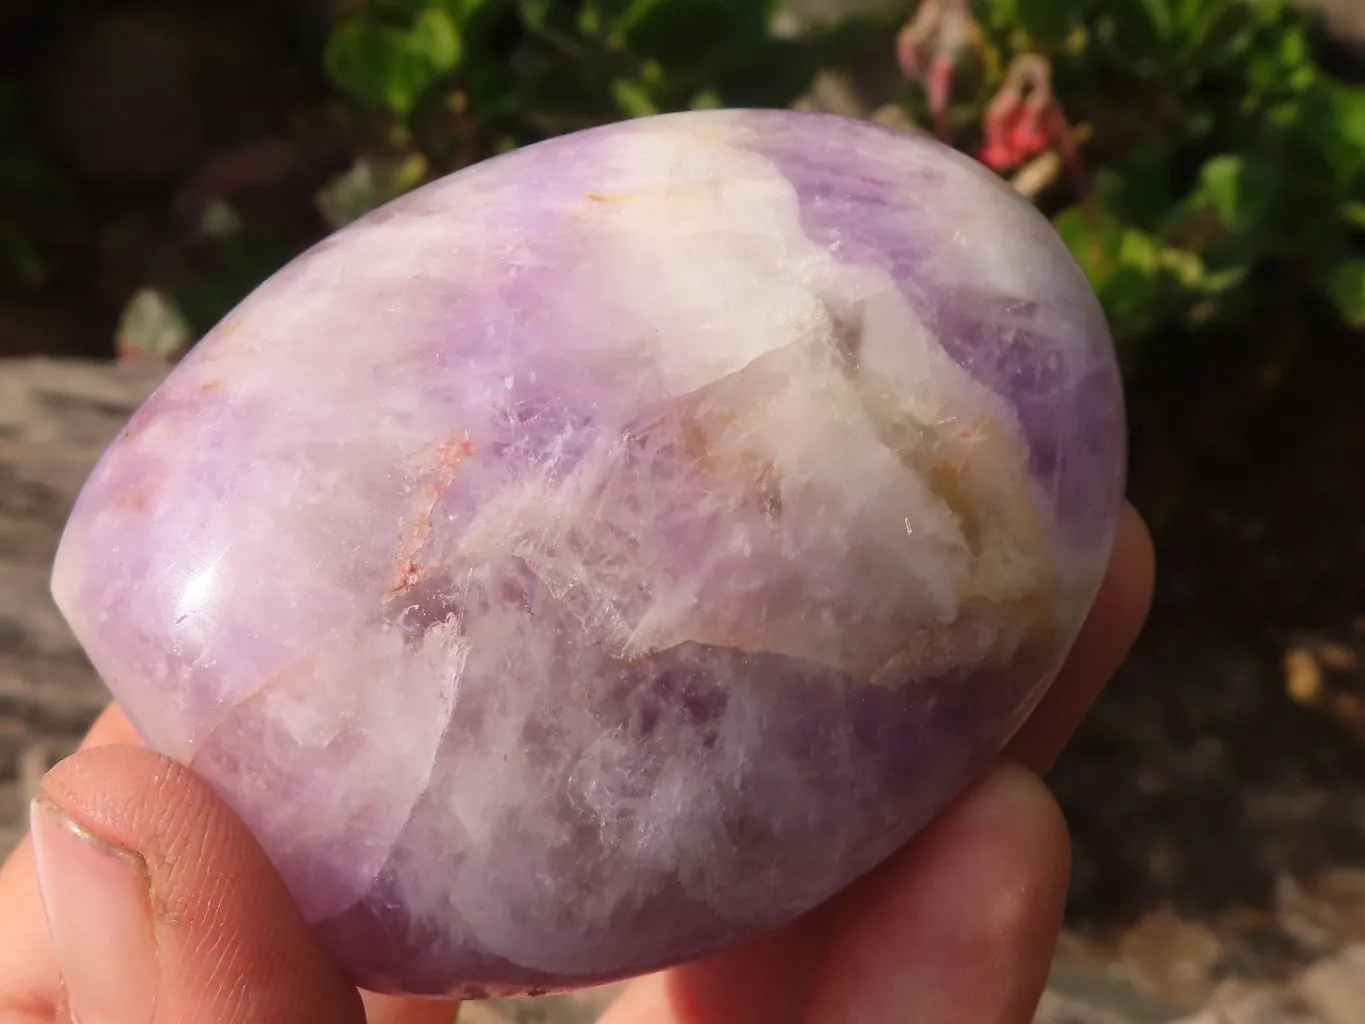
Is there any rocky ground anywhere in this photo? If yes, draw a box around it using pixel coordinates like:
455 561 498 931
0 357 163 852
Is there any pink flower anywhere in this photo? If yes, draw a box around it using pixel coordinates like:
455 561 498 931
896 0 982 139
981 101 1052 170
980 55 1068 171
927 54 956 124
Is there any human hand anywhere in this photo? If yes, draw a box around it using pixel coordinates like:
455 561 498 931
0 506 1152 1024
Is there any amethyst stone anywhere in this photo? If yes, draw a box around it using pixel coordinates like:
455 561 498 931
52 109 1125 995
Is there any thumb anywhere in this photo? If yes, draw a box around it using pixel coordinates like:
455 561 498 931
29 743 368 1024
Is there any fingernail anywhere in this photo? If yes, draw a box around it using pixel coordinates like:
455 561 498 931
29 797 158 1024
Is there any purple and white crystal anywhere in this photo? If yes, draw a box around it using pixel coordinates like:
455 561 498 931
52 109 1125 995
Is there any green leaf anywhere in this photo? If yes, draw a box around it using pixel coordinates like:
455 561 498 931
447 0 487 23
408 9 463 74
1321 258 1365 327
1194 264 1250 295
611 79 659 118
972 0 1020 29
1194 155 1245 227
1244 28 1314 103
604 0 672 39
325 21 385 108
1055 207 1187 339
577 4 604 36
117 288 194 363
1158 245 1208 289
1054 206 1119 282
1189 154 1280 243
1098 0 1248 73
639 57 665 87
1116 224 1163 274
197 200 244 242
1094 143 1174 231
1293 79 1365 184
315 156 429 230
324 13 463 117
1139 0 1173 39
1099 262 1161 330
1171 0 1241 55
325 21 424 115
1336 82 1365 151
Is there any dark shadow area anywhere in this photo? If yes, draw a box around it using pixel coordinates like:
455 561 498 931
1056 321 1365 979
0 0 343 360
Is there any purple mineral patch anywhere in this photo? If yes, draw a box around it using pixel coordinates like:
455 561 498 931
52 109 1125 995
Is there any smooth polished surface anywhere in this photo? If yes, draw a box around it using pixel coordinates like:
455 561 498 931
52 109 1126 995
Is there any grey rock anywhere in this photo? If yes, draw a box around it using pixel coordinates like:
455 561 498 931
1307 0 1365 46
1038 955 1186 1024
0 356 162 855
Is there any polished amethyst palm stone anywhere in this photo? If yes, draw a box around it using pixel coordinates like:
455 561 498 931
52 109 1125 996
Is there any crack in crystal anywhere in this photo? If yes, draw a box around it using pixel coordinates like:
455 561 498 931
387 432 478 600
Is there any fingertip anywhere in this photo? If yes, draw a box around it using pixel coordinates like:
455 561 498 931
1110 503 1157 635
1007 503 1155 774
602 908 834 1024
0 837 64 1023
359 989 461 1024
840 761 1070 938
27 793 158 1024
34 744 366 1024
804 761 1069 1024
1076 504 1157 681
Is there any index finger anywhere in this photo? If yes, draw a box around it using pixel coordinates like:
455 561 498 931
1005 502 1155 775
0 704 144 1021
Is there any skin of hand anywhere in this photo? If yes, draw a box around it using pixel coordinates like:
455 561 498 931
0 505 1153 1024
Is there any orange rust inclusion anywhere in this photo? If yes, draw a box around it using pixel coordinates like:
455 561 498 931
111 477 159 513
633 386 1057 683
387 433 477 599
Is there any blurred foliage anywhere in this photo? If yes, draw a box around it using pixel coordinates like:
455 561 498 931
0 83 67 292
1 0 1361 368
912 0 1364 357
316 0 1365 362
319 0 812 191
